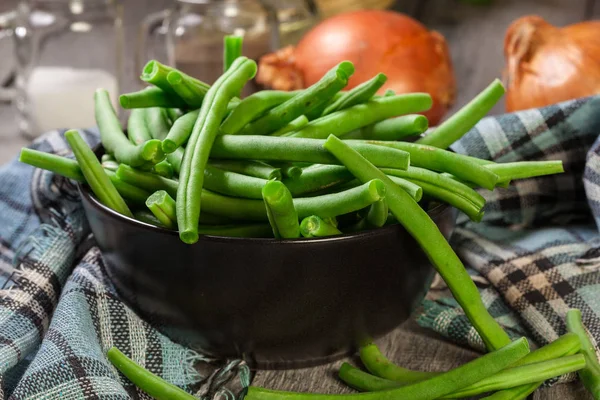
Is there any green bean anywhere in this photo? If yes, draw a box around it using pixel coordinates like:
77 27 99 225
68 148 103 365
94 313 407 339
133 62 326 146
245 338 529 400
350 140 499 190
224 35 243 73
415 180 483 221
283 165 353 196
343 115 429 141
107 347 197 400
486 161 564 182
65 130 132 217
220 90 299 135
237 62 354 135
167 108 183 123
102 160 120 172
119 87 187 109
167 147 184 174
134 210 166 227
271 115 309 136
104 173 151 206
178 57 258 243
210 135 410 170
146 107 172 141
204 165 267 199
271 162 302 179
153 160 174 178
127 108 153 145
95 89 164 167
141 60 210 98
566 308 600 398
417 79 505 149
262 181 300 239
117 165 178 197
323 135 510 350
167 70 205 108
300 216 342 238
146 190 177 228
481 385 538 400
388 176 423 202
339 363 400 391
19 148 85 181
209 160 282 181
322 73 387 116
289 94 432 140
162 110 200 153
366 199 388 227
198 224 274 238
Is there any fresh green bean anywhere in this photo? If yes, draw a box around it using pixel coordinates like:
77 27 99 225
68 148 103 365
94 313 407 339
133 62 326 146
417 79 505 149
167 147 184 174
209 160 282 181
107 347 197 400
210 135 410 170
324 135 510 350
220 90 299 135
300 215 342 237
322 73 387 116
95 89 164 166
262 180 300 238
415 180 483 221
481 385 538 400
102 160 120 172
198 224 273 238
339 363 400 391
178 57 258 243
388 176 423 202
153 160 174 178
117 165 179 198
65 130 132 217
141 60 210 98
271 115 309 136
19 148 85 181
366 199 388 227
237 62 355 136
204 165 267 199
343 115 429 141
270 162 302 179
127 108 153 145
119 87 187 109
162 110 200 153
167 71 205 108
167 108 183 123
134 210 166 227
224 35 243 73
245 338 529 400
289 94 432 140
486 161 564 182
350 140 499 190
104 173 151 206
566 308 600 398
146 107 172 141
283 165 353 196
146 190 177 228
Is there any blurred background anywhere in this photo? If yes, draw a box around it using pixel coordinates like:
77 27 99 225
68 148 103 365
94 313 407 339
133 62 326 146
0 0 595 161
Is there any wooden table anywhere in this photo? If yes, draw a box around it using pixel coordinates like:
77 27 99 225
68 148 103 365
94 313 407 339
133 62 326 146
0 0 596 398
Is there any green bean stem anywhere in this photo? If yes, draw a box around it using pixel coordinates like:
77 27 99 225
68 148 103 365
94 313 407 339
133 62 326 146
283 165 353 196
271 115 309 136
167 71 205 108
262 181 301 238
210 135 410 170
177 57 258 243
209 160 282 181
417 79 505 149
95 89 164 167
566 308 600 399
289 94 433 140
107 347 197 400
146 190 177 228
324 135 510 350
119 87 187 109
237 61 354 136
300 215 342 237
224 35 243 73
343 115 429 141
65 130 132 217
162 110 200 153
245 338 529 400
322 73 388 116
127 108 153 145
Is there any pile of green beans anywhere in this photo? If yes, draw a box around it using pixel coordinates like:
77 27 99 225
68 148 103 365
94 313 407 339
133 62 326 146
19 35 583 400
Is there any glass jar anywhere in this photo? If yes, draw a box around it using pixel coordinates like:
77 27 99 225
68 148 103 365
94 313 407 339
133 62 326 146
137 0 280 97
0 0 124 139
262 0 319 47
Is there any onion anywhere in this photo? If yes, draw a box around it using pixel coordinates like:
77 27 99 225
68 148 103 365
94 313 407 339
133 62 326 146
256 10 456 125
504 15 600 112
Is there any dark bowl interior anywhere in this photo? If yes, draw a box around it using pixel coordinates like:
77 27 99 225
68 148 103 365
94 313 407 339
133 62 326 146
79 156 457 369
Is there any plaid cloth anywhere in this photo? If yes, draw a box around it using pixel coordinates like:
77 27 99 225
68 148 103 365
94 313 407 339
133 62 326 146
0 130 250 399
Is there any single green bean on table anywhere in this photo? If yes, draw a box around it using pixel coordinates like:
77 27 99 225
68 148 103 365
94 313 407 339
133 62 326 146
107 347 197 400
322 73 387 116
300 215 342 238
119 86 187 109
282 165 353 196
177 56 258 244
146 190 177 228
65 130 133 218
343 114 429 141
162 109 200 153
127 108 152 145
209 159 282 181
19 148 85 182
349 140 499 190
412 180 483 222
220 90 299 135
95 89 164 167
323 135 511 350
209 135 410 170
153 160 174 178
167 71 205 108
262 180 301 239
141 60 210 99
271 115 309 136
417 79 505 149
566 308 600 399
288 94 433 140
245 338 529 400
236 61 354 136
224 35 243 73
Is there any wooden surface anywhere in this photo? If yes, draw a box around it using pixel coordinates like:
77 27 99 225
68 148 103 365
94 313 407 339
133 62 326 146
0 0 597 398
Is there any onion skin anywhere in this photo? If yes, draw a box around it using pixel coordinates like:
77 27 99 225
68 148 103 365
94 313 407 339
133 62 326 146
504 15 600 112
257 10 456 125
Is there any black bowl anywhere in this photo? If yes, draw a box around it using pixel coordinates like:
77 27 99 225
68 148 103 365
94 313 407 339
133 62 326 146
78 173 457 368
